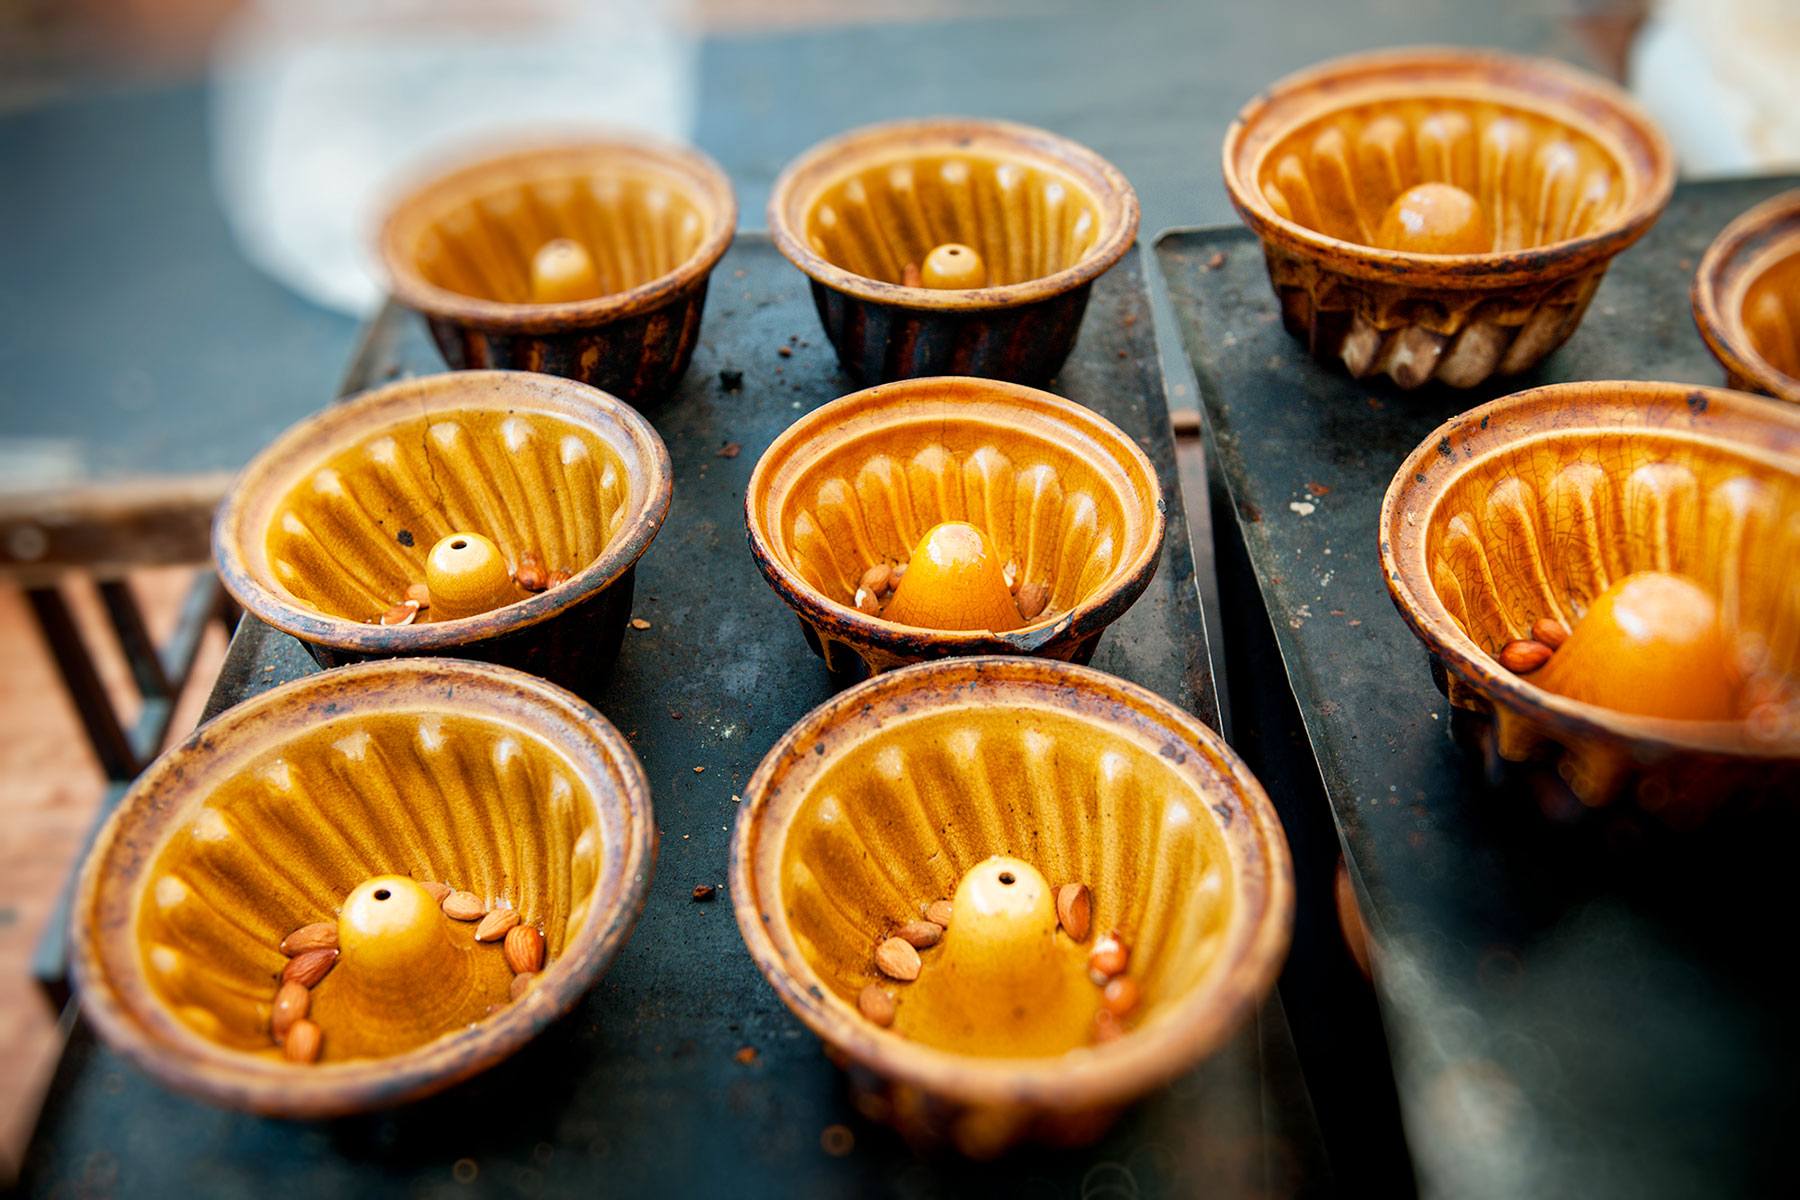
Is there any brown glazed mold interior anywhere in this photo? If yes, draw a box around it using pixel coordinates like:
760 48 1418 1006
770 118 1139 309
73 659 653 1116
1383 381 1800 753
1227 49 1672 273
750 378 1162 636
218 370 668 650
733 658 1293 1106
1692 190 1800 402
381 140 736 326
1741 250 1800 381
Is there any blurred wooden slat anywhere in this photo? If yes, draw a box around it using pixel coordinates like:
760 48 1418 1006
0 472 231 586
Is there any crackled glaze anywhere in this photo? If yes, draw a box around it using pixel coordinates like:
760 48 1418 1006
732 657 1293 1155
746 377 1163 677
72 659 655 1117
380 139 736 400
1381 381 1800 815
1693 190 1800 404
1225 49 1674 389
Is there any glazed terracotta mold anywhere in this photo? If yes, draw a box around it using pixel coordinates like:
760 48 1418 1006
70 658 655 1117
213 370 671 699
745 376 1165 678
731 656 1293 1156
1223 48 1674 389
1692 188 1800 404
1380 381 1800 819
767 118 1140 386
380 138 736 402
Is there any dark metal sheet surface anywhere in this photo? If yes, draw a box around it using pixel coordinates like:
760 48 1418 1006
25 238 1329 1198
1157 176 1800 1200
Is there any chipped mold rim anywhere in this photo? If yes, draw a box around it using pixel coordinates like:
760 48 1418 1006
378 134 738 336
743 375 1167 658
1379 379 1800 761
1221 46 1676 289
1691 187 1800 404
69 657 657 1119
729 655 1295 1112
213 369 672 656
767 116 1141 313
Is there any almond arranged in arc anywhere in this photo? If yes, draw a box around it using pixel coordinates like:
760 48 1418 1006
858 983 896 1027
475 908 521 942
859 562 892 595
924 899 953 928
1015 580 1050 621
1102 976 1140 1017
1089 931 1129 978
503 925 544 974
271 980 310 1040
1530 618 1570 650
1055 883 1091 942
442 891 487 921
282 946 338 988
1499 638 1554 673
510 972 536 1001
874 936 922 982
516 555 548 592
419 881 453 904
405 581 431 608
283 1019 323 1063
279 922 337 957
893 921 943 950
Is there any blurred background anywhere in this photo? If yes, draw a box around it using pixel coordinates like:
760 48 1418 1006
1 0 1797 1187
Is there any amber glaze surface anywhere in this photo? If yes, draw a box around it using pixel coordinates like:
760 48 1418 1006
767 118 1139 385
214 370 670 693
1224 48 1674 389
731 657 1293 1156
70 658 655 1117
745 376 1164 677
379 138 736 400
1381 381 1800 815
1692 188 1800 403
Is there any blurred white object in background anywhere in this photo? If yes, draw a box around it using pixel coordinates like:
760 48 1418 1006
210 0 698 317
1630 0 1800 178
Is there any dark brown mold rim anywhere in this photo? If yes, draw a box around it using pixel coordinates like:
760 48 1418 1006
68 657 657 1119
378 136 738 336
1379 379 1800 760
1222 46 1676 289
766 116 1141 313
213 369 673 655
743 376 1167 656
729 655 1294 1110
1691 187 1800 404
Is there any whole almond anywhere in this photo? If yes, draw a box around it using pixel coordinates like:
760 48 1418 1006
1102 976 1141 1017
516 555 547 592
859 562 892 595
901 262 922 288
503 925 544 974
510 971 536 1001
279 922 337 957
282 947 337 988
419 881 452 904
379 601 419 627
854 587 880 616
1499 638 1554 674
442 891 486 921
1093 1010 1124 1044
283 1019 323 1063
475 908 521 942
874 937 921 982
1055 884 1091 942
858 983 896 1027
405 581 431 608
271 980 309 1040
894 921 943 950
1089 931 1129 978
547 568 571 588
1530 618 1569 650
924 899 953 928
1016 580 1050 621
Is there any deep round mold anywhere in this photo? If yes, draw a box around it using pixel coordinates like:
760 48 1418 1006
1692 187 1800 404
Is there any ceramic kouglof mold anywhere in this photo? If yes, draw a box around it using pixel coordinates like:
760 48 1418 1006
767 118 1139 386
1223 48 1674 389
379 137 736 403
213 369 671 700
1692 188 1800 404
1380 380 1800 820
745 375 1164 680
70 657 655 1118
731 656 1293 1157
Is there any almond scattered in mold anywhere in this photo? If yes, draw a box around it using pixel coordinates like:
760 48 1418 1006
271 980 309 1040
379 601 420 627
924 899 953 928
442 891 487 922
1499 638 1554 673
858 984 896 1027
1015 580 1050 622
860 562 892 595
1089 931 1129 979
547 568 571 588
279 923 337 956
1530 618 1569 650
405 581 431 608
283 1019 323 1063
893 921 943 950
1102 976 1140 1017
419 881 452 904
282 947 338 988
475 908 521 942
516 555 548 592
504 925 545 974
875 936 922 981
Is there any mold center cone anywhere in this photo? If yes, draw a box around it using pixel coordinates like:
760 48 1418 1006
881 522 1022 633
